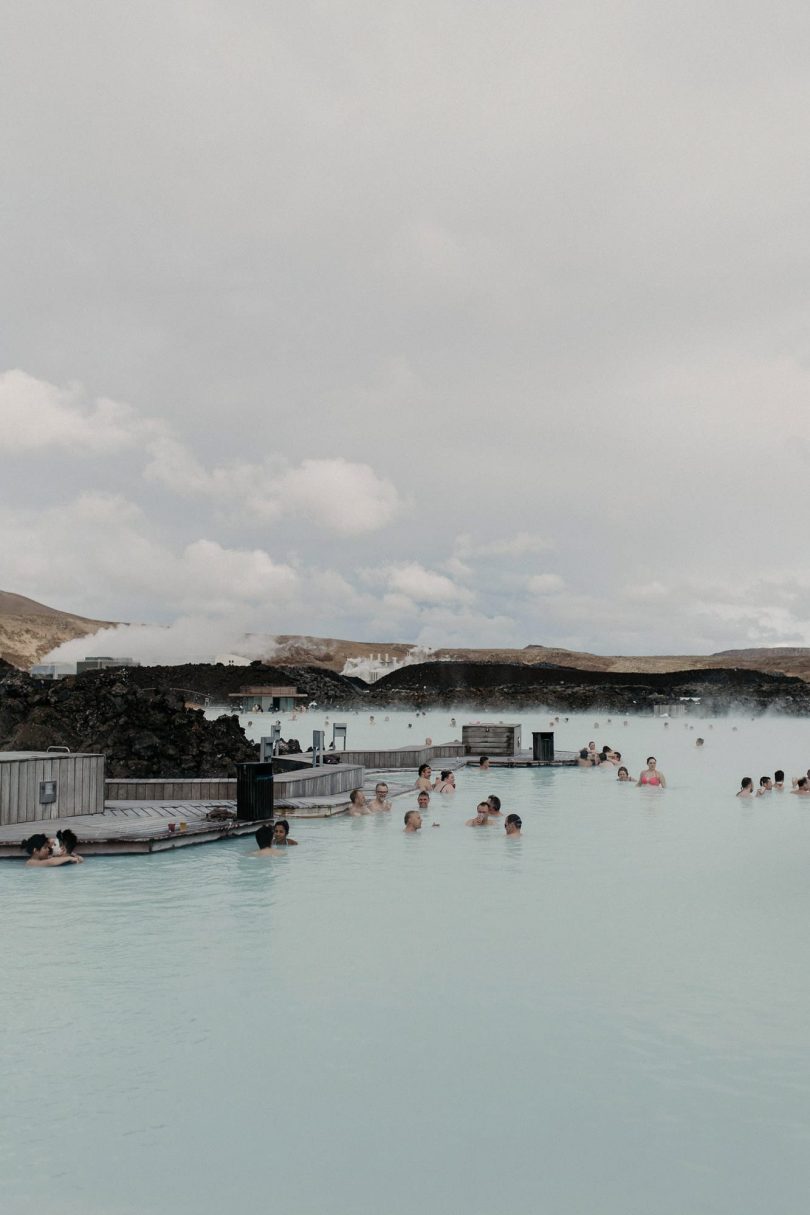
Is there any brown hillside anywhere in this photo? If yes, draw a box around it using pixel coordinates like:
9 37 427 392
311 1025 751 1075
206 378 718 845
273 635 810 682
3 592 810 682
0 591 116 668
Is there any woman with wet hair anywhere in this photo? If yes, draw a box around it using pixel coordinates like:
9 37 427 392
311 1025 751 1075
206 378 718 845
637 757 666 788
20 834 81 867
272 819 298 845
434 770 456 793
56 828 83 860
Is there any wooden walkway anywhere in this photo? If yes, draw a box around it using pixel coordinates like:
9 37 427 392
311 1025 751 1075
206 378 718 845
0 778 417 858
0 800 251 856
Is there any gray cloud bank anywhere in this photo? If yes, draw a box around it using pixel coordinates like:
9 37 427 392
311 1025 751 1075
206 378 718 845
3 2 810 656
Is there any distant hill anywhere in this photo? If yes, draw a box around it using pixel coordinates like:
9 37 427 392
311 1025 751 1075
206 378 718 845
0 591 115 668
273 636 810 682
4 590 810 683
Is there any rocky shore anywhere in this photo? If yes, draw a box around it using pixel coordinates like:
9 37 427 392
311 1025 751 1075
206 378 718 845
0 667 258 778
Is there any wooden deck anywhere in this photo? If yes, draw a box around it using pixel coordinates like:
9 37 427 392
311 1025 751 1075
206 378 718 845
336 741 464 768
105 763 365 802
0 778 417 858
464 750 578 768
0 800 255 856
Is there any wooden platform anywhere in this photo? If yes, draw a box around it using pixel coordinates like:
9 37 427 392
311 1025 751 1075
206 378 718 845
0 778 417 858
464 750 578 768
0 801 255 856
336 741 464 768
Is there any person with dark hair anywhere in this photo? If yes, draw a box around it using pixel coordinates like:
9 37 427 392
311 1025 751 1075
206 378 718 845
616 766 634 782
486 794 502 817
434 770 456 793
417 790 430 811
404 810 422 833
504 814 522 837
790 778 810 795
757 776 773 796
737 777 754 798
272 819 298 846
478 755 491 770
415 763 434 791
56 828 83 859
774 770 785 791
20 834 80 867
250 824 281 856
577 749 592 768
466 802 492 827
369 782 391 812
637 757 666 788
348 788 370 816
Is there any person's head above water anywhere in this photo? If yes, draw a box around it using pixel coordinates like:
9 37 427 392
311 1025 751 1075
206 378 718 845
349 788 366 807
740 777 753 791
255 824 275 848
617 766 630 780
374 782 389 799
774 770 784 783
404 809 422 831
417 790 430 808
487 794 501 814
505 813 522 836
478 755 490 769
273 820 290 843
418 763 431 777
20 833 50 859
57 828 78 855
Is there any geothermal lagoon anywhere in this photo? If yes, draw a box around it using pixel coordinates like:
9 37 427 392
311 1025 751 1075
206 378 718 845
4 708 810 1215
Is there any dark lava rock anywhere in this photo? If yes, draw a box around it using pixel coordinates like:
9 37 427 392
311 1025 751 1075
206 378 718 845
121 660 364 708
0 667 258 778
369 661 810 715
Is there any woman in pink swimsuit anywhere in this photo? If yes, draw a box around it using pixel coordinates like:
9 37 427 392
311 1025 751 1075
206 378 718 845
637 757 666 788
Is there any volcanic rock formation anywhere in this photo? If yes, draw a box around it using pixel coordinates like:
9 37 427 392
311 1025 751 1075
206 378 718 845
0 667 258 778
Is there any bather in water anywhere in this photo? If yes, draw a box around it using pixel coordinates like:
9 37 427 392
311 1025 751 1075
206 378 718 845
20 834 81 867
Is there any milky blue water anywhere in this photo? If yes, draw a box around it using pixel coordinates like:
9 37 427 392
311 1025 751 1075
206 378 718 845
3 709 810 1214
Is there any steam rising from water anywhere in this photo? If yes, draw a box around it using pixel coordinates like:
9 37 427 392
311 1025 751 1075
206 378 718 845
42 617 278 667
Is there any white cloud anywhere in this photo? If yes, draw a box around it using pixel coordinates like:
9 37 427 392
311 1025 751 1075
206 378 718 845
622 581 669 602
272 458 399 535
527 573 566 595
2 369 401 538
386 562 475 605
144 442 399 536
456 532 555 560
0 369 149 453
0 493 298 620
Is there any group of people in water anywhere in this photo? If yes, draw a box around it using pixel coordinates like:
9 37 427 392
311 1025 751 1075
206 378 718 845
736 770 810 796
578 742 667 787
249 756 523 853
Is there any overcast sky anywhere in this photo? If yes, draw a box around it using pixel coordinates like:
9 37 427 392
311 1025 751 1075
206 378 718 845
2 0 810 659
